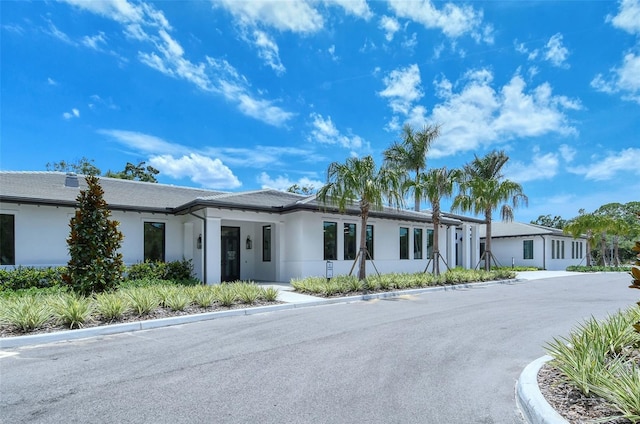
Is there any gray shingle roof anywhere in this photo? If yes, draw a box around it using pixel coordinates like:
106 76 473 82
1 171 480 226
0 172 224 211
479 221 570 238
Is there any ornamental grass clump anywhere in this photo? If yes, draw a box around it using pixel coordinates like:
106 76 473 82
191 286 217 308
163 288 191 311
0 295 52 332
94 292 130 321
124 287 159 316
234 282 262 305
261 286 279 302
50 293 94 329
215 285 237 307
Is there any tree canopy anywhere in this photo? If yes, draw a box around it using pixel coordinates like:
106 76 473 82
47 158 159 183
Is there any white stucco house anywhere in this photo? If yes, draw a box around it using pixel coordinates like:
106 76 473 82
479 221 588 271
0 172 485 283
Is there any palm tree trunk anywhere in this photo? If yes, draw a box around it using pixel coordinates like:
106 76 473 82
600 231 607 266
586 231 592 267
484 209 492 271
613 236 620 267
414 167 420 212
432 202 440 275
358 206 369 281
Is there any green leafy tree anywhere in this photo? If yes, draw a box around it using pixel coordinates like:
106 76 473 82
563 210 599 267
410 167 461 275
317 156 404 280
530 214 567 229
287 184 316 195
63 176 124 295
383 124 440 212
105 161 159 183
452 150 528 271
46 157 101 176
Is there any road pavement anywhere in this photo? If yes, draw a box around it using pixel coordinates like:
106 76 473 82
0 273 634 424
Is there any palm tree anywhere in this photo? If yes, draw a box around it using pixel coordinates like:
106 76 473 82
409 167 461 275
452 151 528 271
563 210 599 267
317 156 404 280
383 124 440 212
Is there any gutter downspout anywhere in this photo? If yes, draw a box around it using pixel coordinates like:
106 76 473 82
189 210 207 284
538 235 546 270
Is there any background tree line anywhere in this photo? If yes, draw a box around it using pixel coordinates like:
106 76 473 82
46 156 159 183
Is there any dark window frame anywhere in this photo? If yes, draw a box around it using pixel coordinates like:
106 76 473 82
323 221 337 260
413 228 423 260
0 214 16 265
343 223 356 261
263 225 271 262
399 227 409 260
523 239 533 260
366 224 374 260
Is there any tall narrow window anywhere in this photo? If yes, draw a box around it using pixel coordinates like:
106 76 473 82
0 214 15 265
414 228 423 260
523 240 533 260
426 229 434 259
399 227 409 259
144 222 165 262
579 242 583 258
551 239 556 259
323 222 337 260
263 225 271 262
561 240 565 259
366 224 374 260
344 223 356 260
571 241 575 259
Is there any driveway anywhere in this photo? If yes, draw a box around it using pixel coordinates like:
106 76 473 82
0 273 634 423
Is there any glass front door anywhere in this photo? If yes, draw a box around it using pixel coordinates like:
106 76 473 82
221 226 240 282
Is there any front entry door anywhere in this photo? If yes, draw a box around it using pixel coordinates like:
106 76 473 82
221 226 241 282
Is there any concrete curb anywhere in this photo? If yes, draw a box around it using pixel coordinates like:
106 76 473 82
0 278 521 349
516 355 568 424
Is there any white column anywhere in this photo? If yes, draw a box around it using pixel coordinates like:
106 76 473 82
183 222 194 261
275 221 285 283
205 216 221 285
470 225 480 269
446 226 456 270
461 224 471 269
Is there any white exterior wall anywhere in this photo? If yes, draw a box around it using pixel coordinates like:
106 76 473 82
488 236 586 271
3 201 481 283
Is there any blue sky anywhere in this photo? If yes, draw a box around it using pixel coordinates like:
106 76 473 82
1 0 639 223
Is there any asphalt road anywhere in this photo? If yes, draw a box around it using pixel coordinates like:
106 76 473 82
1 273 635 424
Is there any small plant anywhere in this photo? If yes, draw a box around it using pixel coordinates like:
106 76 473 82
261 286 279 302
192 286 217 308
124 287 159 315
164 289 191 311
216 286 237 307
0 295 52 332
50 293 94 329
94 292 130 321
630 240 640 334
235 282 262 304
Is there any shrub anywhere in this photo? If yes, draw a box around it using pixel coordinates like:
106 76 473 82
235 282 261 304
0 266 67 292
191 286 217 308
567 265 632 272
124 287 159 315
261 286 279 302
0 295 52 332
63 176 124 295
163 289 192 311
126 259 196 284
215 286 237 307
50 293 94 329
94 292 130 321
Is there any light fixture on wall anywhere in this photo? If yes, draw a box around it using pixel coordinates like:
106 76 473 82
246 235 252 250
197 234 202 250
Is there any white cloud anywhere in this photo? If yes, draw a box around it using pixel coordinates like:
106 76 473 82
62 108 80 120
308 113 366 150
251 29 285 74
46 21 75 45
149 153 241 189
568 148 640 181
379 15 400 41
378 64 423 115
328 44 338 61
387 0 492 42
47 77 58 86
505 148 559 183
607 0 640 35
591 51 640 104
325 0 373 20
98 129 184 155
258 172 323 192
82 32 107 50
214 0 324 33
426 69 581 157
559 144 576 162
402 33 418 50
544 33 570 68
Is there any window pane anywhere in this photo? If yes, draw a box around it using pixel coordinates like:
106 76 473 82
523 240 533 260
414 228 423 260
323 222 337 260
399 227 409 259
551 240 555 259
263 225 271 262
144 222 165 262
427 229 434 259
0 214 15 265
561 240 565 259
366 225 374 260
343 223 356 260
